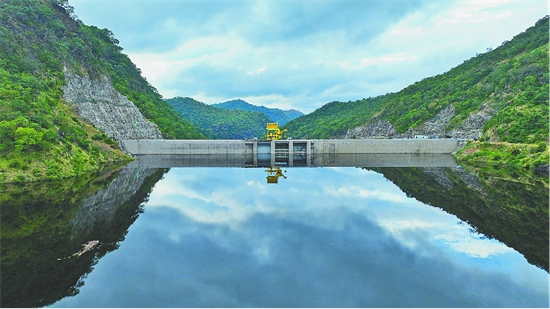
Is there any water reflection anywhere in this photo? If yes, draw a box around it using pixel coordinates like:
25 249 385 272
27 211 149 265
373 165 549 272
50 158 547 307
265 166 287 184
127 153 459 168
2 154 548 308
0 165 167 308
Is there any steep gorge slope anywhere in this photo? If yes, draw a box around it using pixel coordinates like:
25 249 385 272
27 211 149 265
0 0 204 183
62 70 162 141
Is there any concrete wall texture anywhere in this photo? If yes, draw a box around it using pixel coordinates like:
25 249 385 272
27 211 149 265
313 139 460 154
121 139 461 155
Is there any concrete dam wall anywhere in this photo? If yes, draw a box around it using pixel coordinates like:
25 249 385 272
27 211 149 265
121 139 461 156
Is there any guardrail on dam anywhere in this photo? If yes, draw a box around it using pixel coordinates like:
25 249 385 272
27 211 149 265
121 139 461 156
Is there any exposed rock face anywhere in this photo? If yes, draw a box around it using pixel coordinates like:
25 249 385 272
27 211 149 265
62 70 163 141
345 119 396 139
345 103 493 140
448 107 493 140
406 105 455 138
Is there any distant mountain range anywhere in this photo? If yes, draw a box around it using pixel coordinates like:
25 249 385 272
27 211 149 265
212 99 303 126
165 97 273 139
165 97 304 139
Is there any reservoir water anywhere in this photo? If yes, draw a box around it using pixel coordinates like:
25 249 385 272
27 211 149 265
1 155 548 307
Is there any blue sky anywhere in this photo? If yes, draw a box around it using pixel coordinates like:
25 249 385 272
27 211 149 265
69 0 547 113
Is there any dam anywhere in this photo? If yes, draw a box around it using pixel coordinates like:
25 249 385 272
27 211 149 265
121 139 462 168
121 139 461 156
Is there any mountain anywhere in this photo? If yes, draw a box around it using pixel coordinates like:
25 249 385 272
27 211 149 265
283 16 549 167
213 99 303 126
166 97 272 139
0 0 204 183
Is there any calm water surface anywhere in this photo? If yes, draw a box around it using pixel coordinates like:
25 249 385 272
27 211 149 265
42 166 547 307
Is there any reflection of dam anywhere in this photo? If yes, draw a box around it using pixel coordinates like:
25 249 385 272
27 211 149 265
127 153 457 168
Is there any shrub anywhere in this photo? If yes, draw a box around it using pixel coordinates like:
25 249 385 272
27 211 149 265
8 159 21 169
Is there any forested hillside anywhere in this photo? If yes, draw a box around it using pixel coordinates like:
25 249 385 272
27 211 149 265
166 97 272 139
213 99 303 126
284 16 549 167
0 0 204 183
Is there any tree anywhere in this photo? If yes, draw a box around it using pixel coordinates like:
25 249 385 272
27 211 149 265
15 127 43 152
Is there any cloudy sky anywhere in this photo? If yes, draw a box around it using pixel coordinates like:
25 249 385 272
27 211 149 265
70 0 547 113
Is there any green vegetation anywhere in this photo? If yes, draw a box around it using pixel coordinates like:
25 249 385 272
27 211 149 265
213 99 303 126
284 97 388 138
0 0 204 183
166 97 273 139
284 16 549 168
455 141 548 170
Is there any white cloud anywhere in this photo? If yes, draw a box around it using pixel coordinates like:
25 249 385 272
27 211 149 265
72 0 548 113
246 67 267 76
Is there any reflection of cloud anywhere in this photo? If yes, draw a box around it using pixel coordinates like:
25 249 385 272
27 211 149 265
54 202 549 308
251 235 273 265
148 167 519 264
381 219 513 258
246 180 263 188
450 238 513 258
324 185 407 202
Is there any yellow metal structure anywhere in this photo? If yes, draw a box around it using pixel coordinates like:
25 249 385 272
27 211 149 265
265 123 287 140
266 167 287 184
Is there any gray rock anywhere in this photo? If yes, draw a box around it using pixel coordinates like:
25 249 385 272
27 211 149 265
405 105 455 138
62 69 163 142
345 119 396 139
344 102 494 141
448 106 493 140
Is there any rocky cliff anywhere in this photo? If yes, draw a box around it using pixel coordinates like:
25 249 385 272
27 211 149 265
345 104 492 140
63 69 163 142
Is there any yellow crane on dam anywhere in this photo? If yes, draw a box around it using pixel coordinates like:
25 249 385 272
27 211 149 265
265 123 287 140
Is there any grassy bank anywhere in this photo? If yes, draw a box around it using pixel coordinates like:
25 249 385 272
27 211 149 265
455 141 549 171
